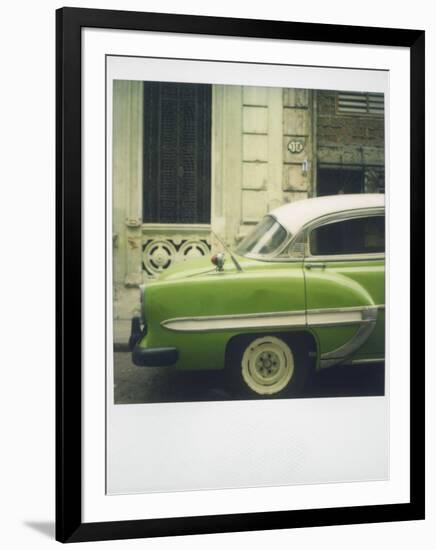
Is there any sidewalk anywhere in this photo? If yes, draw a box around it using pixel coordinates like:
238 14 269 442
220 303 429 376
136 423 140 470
113 320 131 351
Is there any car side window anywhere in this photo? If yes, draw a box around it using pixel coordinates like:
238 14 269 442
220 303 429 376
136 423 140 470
309 215 385 256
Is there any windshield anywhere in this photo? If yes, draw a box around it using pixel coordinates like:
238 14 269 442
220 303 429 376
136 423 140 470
236 215 288 257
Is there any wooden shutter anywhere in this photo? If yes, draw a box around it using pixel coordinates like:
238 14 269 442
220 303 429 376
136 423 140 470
143 82 211 224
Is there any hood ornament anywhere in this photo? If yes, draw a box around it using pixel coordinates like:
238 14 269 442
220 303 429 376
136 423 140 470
211 252 225 271
211 231 243 273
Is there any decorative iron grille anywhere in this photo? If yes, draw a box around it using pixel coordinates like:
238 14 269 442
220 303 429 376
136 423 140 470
143 82 212 224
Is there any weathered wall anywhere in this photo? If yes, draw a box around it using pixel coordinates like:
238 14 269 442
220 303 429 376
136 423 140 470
211 85 315 243
316 90 385 168
282 88 314 203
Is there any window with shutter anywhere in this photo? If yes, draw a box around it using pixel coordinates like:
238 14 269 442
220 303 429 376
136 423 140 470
142 82 212 224
336 92 384 116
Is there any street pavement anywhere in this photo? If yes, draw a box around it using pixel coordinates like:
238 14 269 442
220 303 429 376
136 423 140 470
113 352 385 405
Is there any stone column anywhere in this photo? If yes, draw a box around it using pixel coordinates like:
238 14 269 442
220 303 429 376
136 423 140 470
211 84 243 249
266 86 284 211
240 86 269 228
282 88 313 202
112 80 144 322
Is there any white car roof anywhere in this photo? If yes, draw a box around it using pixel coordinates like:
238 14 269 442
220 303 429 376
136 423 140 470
271 193 385 235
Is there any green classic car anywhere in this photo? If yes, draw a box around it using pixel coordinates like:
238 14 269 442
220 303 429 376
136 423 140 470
130 193 385 397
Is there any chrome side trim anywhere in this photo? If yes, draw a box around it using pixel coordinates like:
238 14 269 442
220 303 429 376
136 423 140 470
304 253 385 262
162 305 383 333
348 357 384 365
319 307 378 369
161 310 306 333
307 305 378 327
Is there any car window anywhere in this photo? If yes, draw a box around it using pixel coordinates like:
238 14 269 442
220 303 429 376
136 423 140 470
236 216 288 257
309 215 385 256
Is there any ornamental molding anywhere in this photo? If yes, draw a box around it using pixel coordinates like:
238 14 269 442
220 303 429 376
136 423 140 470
141 223 211 235
142 227 212 277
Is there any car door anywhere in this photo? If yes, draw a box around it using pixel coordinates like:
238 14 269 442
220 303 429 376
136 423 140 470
302 209 385 367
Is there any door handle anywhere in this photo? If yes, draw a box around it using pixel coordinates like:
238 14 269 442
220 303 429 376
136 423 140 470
305 262 326 270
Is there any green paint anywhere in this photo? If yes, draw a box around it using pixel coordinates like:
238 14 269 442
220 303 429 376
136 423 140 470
137 252 384 371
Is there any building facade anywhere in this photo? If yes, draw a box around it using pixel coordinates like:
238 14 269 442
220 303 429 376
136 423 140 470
112 81 384 340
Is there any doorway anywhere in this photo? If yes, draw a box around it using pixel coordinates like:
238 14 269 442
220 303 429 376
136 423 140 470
317 166 364 196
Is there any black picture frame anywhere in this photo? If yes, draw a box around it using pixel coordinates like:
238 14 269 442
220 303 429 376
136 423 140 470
56 7 425 543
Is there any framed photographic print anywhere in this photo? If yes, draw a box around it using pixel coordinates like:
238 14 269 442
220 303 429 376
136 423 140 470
56 7 425 543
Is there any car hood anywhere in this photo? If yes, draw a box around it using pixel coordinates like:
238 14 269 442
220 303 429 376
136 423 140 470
155 254 263 282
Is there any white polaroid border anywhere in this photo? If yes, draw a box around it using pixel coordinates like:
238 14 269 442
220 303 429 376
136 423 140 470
82 27 410 523
106 57 389 496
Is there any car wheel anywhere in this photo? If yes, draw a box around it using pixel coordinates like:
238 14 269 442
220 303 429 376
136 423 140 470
229 335 306 398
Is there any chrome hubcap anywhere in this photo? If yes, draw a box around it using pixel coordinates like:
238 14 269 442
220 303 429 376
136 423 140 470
255 351 280 377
